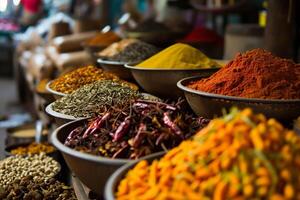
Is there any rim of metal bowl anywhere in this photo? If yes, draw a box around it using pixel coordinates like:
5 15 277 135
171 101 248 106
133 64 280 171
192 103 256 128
177 76 300 103
105 151 165 200
125 31 172 36
45 93 159 121
45 102 85 121
46 81 67 97
51 119 161 165
97 58 129 66
124 63 221 71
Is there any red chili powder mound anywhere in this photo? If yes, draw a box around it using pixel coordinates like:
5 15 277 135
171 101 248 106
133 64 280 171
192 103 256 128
188 49 300 99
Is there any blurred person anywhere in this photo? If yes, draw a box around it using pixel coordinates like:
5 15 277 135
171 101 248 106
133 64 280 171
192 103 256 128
19 0 43 26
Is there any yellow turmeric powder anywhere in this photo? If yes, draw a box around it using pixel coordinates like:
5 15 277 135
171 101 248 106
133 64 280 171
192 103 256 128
116 108 300 200
136 43 221 69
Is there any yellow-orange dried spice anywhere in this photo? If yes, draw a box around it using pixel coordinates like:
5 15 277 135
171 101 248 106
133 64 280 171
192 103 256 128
117 108 300 200
11 142 55 155
36 79 50 93
49 66 119 94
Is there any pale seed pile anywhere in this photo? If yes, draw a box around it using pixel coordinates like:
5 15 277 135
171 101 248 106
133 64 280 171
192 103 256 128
0 153 60 188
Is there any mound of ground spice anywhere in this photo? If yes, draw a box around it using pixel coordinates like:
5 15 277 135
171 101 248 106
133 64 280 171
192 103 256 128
188 49 300 99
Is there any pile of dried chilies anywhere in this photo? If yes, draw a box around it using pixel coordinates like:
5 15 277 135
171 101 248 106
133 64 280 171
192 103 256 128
64 99 209 159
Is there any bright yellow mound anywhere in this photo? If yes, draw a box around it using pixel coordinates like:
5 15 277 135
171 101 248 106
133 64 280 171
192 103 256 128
136 43 220 69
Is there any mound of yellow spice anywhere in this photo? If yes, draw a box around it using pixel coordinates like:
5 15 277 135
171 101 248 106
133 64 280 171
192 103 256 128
136 43 221 69
117 108 300 200
49 66 119 94
11 142 55 155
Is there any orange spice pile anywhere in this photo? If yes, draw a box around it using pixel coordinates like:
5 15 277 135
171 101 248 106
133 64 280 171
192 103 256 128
117 108 300 200
188 49 300 99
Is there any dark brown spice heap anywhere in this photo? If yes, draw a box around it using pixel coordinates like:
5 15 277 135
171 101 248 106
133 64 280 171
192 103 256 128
64 99 209 159
188 49 300 99
108 41 159 63
128 19 169 33
0 176 76 200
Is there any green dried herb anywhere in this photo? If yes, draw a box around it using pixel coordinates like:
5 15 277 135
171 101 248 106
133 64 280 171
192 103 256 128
52 80 141 118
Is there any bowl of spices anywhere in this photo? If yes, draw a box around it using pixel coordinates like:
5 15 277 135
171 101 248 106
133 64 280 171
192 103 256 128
97 39 158 80
46 80 140 125
5 142 56 157
51 99 209 195
83 31 121 65
125 43 221 98
178 49 300 122
0 154 61 190
124 19 177 45
46 102 86 126
6 123 48 145
105 152 164 200
47 66 120 99
107 108 300 200
35 78 55 102
83 31 121 53
0 175 76 199
46 81 67 99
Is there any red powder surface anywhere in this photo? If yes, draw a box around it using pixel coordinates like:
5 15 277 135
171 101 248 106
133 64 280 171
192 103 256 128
188 49 300 99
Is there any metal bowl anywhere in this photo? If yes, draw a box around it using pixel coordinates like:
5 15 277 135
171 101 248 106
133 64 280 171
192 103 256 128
105 152 164 200
82 42 107 66
46 81 67 100
51 118 135 196
97 59 133 80
125 64 220 98
45 103 84 126
125 31 173 45
4 142 57 157
35 89 55 103
294 118 300 135
124 31 186 47
6 123 46 146
177 76 300 123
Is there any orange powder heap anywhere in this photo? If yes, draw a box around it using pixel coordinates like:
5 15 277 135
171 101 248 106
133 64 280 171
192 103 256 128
188 49 300 99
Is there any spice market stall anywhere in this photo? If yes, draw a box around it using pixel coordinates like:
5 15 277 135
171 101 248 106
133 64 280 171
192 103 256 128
2 1 300 199
48 46 299 199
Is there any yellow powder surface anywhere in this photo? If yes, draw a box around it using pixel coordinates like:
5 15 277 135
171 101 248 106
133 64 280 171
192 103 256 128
136 43 221 69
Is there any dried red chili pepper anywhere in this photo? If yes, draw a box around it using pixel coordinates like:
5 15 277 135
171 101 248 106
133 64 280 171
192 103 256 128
82 113 111 139
163 112 183 138
113 116 131 142
132 123 146 147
